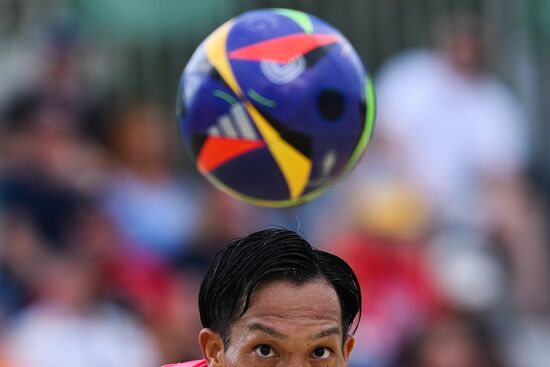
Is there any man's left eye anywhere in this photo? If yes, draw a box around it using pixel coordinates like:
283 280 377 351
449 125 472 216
311 347 332 359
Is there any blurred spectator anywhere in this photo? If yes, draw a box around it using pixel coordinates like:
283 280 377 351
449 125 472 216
57 198 203 364
0 92 105 258
0 251 159 367
102 104 199 257
0 91 106 193
101 251 203 364
326 176 444 367
375 13 529 228
392 310 505 367
0 8 110 143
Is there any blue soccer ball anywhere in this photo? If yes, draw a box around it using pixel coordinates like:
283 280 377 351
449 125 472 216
177 8 375 207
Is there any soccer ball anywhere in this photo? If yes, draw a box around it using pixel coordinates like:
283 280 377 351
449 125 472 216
176 8 375 207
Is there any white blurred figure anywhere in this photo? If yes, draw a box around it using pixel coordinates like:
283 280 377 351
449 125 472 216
1 252 159 367
375 14 529 228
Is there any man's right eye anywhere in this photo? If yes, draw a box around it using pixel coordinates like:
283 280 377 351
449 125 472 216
254 344 277 358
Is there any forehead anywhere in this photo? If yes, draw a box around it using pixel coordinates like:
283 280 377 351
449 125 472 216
239 279 342 328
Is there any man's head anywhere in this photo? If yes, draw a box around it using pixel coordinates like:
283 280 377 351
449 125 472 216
198 228 361 366
433 13 489 74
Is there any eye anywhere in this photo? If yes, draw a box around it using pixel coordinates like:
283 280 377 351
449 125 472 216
311 346 332 359
254 344 277 358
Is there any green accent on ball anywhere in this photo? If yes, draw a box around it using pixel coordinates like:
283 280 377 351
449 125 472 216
248 89 277 108
275 9 314 34
342 76 376 176
213 89 238 106
285 75 376 207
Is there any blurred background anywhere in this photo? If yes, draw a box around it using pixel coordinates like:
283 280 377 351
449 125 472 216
0 0 549 366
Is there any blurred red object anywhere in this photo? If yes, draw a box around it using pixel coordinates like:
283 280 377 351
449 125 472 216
330 232 445 361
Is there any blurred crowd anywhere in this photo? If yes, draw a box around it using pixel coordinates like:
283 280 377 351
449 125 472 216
1 8 550 367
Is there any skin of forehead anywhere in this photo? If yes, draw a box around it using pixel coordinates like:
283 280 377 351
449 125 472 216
232 279 343 338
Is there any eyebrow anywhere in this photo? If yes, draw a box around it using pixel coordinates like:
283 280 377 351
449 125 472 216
247 323 341 340
311 327 340 340
248 323 287 339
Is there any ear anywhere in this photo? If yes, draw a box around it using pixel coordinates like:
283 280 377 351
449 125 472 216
342 335 356 365
199 328 224 366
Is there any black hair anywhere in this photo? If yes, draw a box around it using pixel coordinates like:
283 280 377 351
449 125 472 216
198 228 361 345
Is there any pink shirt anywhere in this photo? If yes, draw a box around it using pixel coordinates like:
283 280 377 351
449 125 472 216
163 360 207 367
